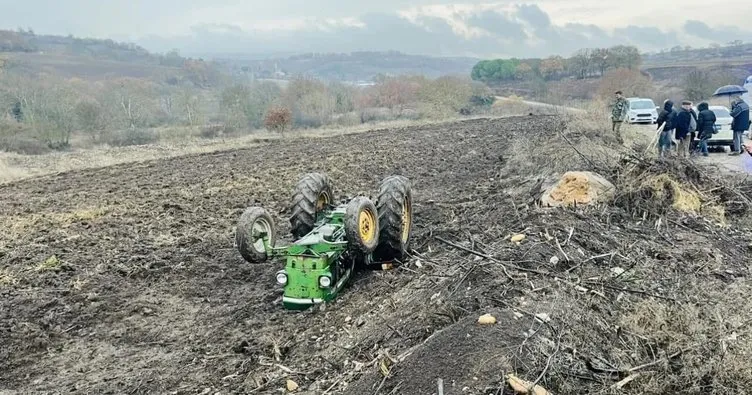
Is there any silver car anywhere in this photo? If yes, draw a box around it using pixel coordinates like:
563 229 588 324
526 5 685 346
625 98 658 124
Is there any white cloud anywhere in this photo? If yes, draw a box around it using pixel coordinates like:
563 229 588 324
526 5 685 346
0 0 749 57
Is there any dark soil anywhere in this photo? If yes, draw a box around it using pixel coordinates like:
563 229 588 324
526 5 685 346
2 116 752 395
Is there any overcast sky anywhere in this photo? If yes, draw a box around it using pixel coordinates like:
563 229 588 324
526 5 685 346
1 0 751 58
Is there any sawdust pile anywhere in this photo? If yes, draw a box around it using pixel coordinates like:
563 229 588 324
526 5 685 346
540 171 615 207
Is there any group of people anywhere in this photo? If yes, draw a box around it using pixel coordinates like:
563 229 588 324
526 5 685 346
610 90 751 158
654 96 750 158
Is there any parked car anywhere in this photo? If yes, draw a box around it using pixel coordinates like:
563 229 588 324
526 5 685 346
625 97 657 124
692 105 734 150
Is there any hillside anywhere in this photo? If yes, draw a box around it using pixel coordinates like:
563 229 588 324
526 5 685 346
1 29 160 64
213 51 481 82
3 30 480 83
643 43 752 67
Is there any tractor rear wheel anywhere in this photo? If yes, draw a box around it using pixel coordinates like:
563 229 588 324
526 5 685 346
236 206 276 263
374 175 413 262
289 173 334 239
344 197 379 254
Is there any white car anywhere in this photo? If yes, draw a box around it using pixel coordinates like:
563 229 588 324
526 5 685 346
692 105 734 149
625 98 658 124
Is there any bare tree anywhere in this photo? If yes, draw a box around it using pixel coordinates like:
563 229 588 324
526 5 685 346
683 70 714 101
592 48 610 76
597 68 655 100
570 49 593 79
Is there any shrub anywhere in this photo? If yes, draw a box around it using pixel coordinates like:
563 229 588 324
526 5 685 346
398 109 421 120
283 77 336 128
334 112 361 127
359 107 394 123
219 81 281 130
0 121 50 155
469 81 496 107
372 76 423 111
264 107 293 133
0 137 50 155
200 124 224 139
107 128 159 147
75 100 107 142
418 76 474 117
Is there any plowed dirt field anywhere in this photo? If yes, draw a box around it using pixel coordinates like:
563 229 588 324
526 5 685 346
3 116 752 395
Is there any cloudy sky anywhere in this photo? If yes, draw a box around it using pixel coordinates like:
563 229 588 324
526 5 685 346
1 0 751 58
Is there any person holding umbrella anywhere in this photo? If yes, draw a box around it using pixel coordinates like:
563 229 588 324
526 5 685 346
730 95 750 155
712 84 750 155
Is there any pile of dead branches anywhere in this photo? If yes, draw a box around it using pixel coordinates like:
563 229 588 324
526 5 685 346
610 153 752 222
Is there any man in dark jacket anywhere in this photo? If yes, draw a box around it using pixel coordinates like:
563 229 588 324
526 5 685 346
656 99 676 157
730 96 750 155
674 101 694 157
695 102 716 157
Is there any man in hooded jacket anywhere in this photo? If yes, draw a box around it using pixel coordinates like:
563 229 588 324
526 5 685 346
729 96 750 155
656 99 677 157
695 102 716 157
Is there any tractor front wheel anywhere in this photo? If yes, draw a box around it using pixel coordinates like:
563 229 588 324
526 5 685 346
290 173 334 239
374 175 413 262
345 197 379 254
236 207 276 263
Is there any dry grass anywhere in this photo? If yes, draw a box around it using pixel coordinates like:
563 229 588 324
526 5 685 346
507 100 622 178
643 174 703 213
618 281 752 392
0 157 30 184
0 268 19 287
0 206 110 239
36 255 62 272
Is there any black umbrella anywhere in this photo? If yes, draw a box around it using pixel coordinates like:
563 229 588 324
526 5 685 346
712 85 748 106
713 85 748 96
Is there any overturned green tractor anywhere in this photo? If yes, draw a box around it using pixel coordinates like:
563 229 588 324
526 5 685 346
235 173 413 310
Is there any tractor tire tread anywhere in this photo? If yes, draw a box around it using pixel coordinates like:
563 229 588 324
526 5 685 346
289 173 333 239
374 175 412 261
345 196 379 254
236 206 275 263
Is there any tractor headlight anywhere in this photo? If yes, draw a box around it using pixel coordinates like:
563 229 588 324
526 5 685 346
318 275 332 288
276 271 288 285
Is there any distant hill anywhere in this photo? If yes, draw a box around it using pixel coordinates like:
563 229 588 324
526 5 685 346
1 29 161 64
0 29 229 86
211 51 481 82
643 43 752 67
3 30 480 83
640 43 752 87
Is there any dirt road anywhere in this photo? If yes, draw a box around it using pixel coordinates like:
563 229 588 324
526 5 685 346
628 122 750 175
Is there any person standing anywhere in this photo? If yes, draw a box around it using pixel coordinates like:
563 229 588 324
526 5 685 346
695 102 716 157
611 91 628 143
688 101 698 153
729 96 750 155
674 101 694 157
656 99 677 157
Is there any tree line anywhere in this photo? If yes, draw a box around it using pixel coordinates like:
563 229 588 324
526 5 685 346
471 45 642 84
0 68 496 154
